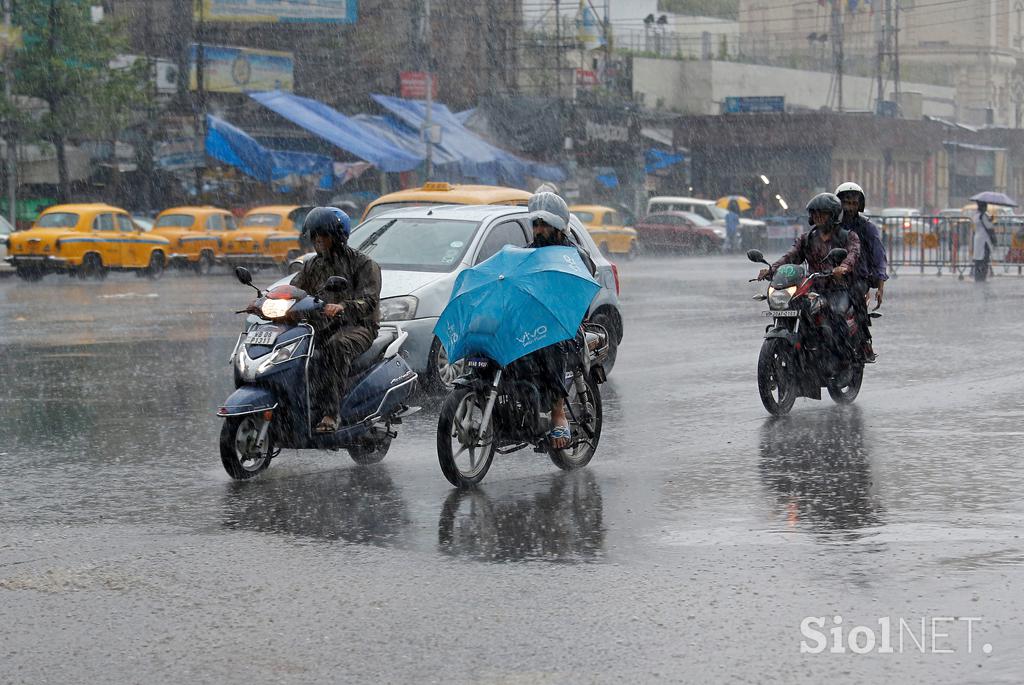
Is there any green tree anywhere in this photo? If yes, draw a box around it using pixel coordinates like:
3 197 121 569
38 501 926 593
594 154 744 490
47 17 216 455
11 0 146 200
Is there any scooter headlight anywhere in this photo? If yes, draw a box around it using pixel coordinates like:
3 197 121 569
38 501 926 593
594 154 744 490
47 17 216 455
257 340 302 374
768 285 797 309
261 298 295 319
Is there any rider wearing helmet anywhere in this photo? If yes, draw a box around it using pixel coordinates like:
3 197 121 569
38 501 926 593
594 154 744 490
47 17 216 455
759 192 861 280
293 206 382 433
836 181 887 362
512 191 596 450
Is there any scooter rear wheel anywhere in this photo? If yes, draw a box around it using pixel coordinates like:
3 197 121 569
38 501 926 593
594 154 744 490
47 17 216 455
827 363 864 404
437 388 496 488
219 415 272 479
757 339 797 415
549 373 602 471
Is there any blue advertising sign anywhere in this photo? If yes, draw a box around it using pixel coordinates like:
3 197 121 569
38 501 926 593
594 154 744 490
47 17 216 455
197 0 357 24
723 96 785 114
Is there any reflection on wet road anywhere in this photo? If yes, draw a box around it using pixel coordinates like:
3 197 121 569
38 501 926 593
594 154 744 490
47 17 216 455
3 261 1024 683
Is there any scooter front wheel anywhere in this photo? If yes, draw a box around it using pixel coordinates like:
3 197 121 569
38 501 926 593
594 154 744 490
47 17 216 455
219 415 272 480
437 388 496 488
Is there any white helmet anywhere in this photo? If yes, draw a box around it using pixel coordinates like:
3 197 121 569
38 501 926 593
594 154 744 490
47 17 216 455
834 181 865 212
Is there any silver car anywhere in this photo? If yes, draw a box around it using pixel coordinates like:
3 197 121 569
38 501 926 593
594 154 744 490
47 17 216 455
270 204 624 391
0 215 14 274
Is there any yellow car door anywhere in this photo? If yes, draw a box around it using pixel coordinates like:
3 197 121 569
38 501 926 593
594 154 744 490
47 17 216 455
93 212 125 267
116 214 145 266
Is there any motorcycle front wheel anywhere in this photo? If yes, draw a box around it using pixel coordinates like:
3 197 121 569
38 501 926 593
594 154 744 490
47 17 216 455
757 339 797 415
437 387 496 488
549 373 602 471
219 415 273 480
827 363 864 404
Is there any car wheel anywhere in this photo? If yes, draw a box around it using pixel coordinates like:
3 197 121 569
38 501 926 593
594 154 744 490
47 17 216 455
428 336 466 393
590 310 619 374
625 241 639 261
146 252 165 280
195 251 214 276
16 266 44 282
78 253 107 280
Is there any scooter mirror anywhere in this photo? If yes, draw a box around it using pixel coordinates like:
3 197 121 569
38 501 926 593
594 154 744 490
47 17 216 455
235 266 253 285
746 249 767 264
825 248 848 265
325 276 349 293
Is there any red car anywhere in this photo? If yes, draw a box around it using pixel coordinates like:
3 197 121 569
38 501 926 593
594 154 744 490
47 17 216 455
633 211 724 253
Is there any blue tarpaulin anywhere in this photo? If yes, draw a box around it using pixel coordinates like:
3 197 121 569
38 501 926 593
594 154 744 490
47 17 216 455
205 114 333 190
248 91 423 173
645 148 685 173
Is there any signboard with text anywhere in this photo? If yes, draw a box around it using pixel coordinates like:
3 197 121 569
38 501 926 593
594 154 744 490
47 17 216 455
400 72 438 100
195 0 357 24
723 96 785 114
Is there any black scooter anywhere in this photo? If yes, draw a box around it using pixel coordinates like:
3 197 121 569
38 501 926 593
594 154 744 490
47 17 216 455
218 267 418 479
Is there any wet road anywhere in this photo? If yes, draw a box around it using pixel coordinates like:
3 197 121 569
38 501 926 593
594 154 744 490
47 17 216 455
2 259 1023 683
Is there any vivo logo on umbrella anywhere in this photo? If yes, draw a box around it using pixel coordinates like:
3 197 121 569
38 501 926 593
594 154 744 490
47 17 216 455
517 325 548 346
562 254 582 272
446 322 460 345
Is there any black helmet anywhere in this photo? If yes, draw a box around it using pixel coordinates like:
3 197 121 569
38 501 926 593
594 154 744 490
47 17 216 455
302 206 352 245
805 193 843 227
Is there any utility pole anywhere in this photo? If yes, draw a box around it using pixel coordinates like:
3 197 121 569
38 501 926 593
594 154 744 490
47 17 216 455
143 0 156 211
193 0 206 199
831 0 843 111
423 0 433 181
4 0 16 227
875 0 884 111
555 0 562 98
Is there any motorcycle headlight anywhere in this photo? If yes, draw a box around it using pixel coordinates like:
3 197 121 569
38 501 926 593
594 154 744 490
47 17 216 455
768 285 797 309
257 340 302 374
261 298 295 319
380 295 418 321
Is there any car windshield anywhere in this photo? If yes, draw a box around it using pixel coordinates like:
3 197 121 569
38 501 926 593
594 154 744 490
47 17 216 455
365 201 448 219
155 214 195 228
241 213 283 228
681 211 712 226
36 212 79 228
708 205 729 220
574 211 595 223
349 217 480 272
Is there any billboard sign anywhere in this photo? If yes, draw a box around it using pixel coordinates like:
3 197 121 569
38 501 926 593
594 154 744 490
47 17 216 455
400 71 438 100
190 45 294 93
723 96 785 114
195 0 357 24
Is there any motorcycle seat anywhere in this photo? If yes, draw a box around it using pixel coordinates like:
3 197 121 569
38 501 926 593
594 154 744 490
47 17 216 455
350 328 397 373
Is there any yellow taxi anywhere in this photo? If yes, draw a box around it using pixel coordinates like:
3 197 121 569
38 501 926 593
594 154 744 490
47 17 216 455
5 203 170 281
224 205 312 270
152 206 237 275
362 182 531 220
569 204 639 259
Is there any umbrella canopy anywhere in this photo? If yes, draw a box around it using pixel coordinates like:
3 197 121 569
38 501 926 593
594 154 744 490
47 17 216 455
716 195 751 212
434 246 601 367
969 191 1018 207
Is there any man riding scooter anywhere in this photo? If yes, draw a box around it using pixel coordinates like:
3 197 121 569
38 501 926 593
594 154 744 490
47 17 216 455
758 192 862 362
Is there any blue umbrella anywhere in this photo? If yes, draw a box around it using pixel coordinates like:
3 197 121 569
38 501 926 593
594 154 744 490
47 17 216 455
434 245 601 367
969 191 1018 207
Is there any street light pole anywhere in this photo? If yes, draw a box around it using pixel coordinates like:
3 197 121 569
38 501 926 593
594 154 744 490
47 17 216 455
4 0 16 227
423 0 433 181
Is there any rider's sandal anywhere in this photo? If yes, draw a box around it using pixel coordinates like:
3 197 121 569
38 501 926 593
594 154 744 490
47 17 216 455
315 416 339 433
548 424 571 448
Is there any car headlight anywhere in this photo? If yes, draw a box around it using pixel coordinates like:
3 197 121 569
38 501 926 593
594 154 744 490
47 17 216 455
380 295 418 321
261 298 295 319
712 227 726 239
768 285 797 309
257 340 302 374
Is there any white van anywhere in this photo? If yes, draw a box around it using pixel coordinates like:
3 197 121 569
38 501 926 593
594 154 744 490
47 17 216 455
646 196 766 233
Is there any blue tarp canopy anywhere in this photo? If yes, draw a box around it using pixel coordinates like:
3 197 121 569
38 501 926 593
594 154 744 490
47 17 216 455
371 94 566 186
645 148 685 173
205 115 333 190
249 91 423 173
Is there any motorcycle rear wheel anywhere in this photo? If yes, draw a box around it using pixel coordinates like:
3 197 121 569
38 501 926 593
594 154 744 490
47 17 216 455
437 387 496 488
219 415 272 479
549 373 602 471
757 339 796 415
827 363 864 404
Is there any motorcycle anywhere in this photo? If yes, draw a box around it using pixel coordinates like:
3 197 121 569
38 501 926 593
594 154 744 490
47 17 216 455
747 248 878 415
435 324 610 488
218 267 419 479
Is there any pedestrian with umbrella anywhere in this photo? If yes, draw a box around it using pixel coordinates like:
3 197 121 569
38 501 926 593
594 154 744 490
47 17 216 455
968 192 1017 282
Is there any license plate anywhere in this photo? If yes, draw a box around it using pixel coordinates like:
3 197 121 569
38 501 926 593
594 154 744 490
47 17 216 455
763 310 799 317
245 330 278 346
466 358 490 368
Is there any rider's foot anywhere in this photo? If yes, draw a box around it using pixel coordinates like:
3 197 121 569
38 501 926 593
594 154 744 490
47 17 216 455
315 415 339 433
863 341 877 364
548 423 571 450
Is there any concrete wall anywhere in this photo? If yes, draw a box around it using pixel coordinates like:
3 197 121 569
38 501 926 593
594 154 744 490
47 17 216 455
632 58 957 118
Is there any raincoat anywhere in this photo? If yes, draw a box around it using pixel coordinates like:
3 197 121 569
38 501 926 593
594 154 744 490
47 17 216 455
972 211 995 262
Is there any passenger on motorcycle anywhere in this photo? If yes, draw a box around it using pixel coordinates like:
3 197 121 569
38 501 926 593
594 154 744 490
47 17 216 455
759 193 862 356
512 191 597 450
284 206 382 433
836 181 888 362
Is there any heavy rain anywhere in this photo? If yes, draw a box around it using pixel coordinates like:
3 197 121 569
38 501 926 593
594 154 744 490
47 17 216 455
2 1 1023 683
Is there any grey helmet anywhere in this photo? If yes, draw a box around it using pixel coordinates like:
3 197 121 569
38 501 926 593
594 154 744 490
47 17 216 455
805 192 844 227
527 191 570 234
